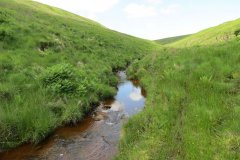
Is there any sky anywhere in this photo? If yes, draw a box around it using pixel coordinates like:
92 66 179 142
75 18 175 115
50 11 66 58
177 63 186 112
34 0 240 40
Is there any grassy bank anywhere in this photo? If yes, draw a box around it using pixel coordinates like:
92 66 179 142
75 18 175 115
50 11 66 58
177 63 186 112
0 0 159 149
116 21 240 159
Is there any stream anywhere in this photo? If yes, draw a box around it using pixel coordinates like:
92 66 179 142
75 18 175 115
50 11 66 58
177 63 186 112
0 71 146 160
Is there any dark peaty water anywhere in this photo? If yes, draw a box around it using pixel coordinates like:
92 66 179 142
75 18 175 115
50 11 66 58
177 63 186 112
0 71 145 160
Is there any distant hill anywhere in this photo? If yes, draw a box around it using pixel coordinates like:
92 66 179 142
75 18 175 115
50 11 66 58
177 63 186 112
155 35 190 45
170 18 240 47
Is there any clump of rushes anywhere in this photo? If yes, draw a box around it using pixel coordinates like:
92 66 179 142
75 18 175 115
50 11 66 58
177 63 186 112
41 63 88 96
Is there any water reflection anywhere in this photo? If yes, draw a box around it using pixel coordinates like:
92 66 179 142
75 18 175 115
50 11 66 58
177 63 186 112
129 89 143 101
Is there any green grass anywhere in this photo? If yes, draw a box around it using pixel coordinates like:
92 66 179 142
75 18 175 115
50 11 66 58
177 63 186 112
116 21 240 159
156 35 190 45
1 1 239 159
0 0 159 149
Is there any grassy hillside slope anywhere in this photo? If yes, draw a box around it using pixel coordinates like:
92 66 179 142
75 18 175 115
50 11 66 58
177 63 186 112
156 35 190 45
116 20 240 160
170 18 240 47
0 0 159 149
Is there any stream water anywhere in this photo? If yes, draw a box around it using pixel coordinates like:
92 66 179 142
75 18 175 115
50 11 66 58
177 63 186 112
0 71 146 160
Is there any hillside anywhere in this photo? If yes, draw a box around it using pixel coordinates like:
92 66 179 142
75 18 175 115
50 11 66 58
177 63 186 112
0 0 159 149
155 34 190 45
170 18 240 47
117 19 240 159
